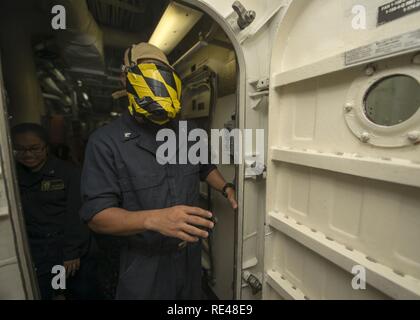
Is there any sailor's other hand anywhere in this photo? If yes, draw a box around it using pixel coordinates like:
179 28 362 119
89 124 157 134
64 258 80 278
146 206 214 242
226 188 238 210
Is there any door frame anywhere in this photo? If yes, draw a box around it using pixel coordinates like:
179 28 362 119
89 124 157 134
180 0 248 299
0 51 39 299
0 0 252 300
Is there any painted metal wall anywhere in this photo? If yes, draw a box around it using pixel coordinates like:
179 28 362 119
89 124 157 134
265 0 420 299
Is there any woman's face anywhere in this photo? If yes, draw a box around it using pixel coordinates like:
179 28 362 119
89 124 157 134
13 132 48 170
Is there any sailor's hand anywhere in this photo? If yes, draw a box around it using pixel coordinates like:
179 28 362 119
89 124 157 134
64 258 80 278
146 206 214 242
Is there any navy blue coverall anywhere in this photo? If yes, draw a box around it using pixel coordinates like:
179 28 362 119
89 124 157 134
80 112 216 300
17 156 97 299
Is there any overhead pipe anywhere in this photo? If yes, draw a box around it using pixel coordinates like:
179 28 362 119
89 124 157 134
42 93 61 101
42 77 64 96
42 93 72 107
0 0 149 125
43 0 105 71
43 0 151 63
0 14 46 124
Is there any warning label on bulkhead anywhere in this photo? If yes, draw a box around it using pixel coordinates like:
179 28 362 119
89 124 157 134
345 28 420 66
378 0 420 26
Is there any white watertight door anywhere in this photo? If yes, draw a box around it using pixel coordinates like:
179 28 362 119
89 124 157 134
264 0 420 300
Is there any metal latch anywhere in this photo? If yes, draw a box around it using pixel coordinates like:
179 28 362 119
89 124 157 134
242 271 262 295
245 159 266 180
232 1 256 30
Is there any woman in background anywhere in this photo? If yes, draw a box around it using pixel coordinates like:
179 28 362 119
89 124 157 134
12 123 98 300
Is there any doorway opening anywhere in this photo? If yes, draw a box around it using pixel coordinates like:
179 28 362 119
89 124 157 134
0 0 243 300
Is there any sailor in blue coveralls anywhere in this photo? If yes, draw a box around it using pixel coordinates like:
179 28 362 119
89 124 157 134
80 43 237 299
12 123 98 300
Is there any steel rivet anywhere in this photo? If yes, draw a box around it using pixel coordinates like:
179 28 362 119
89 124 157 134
393 269 405 277
360 132 370 143
366 256 377 263
408 131 420 143
365 65 376 76
413 54 420 65
344 103 353 113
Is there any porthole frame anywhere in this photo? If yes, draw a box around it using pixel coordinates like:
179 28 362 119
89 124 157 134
345 66 420 148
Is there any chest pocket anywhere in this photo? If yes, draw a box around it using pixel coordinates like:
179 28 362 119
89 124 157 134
119 173 166 210
36 180 67 215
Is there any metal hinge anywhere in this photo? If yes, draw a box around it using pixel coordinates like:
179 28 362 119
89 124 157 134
256 77 269 91
232 1 256 30
248 77 269 110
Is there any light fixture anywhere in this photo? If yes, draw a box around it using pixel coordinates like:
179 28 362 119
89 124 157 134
149 1 203 55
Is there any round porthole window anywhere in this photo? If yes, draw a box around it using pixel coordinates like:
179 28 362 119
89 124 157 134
364 75 420 127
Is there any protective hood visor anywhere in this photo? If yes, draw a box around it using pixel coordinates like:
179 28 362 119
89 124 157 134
126 63 182 125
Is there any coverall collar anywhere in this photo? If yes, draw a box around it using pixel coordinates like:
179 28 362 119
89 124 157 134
120 111 188 163
120 111 159 155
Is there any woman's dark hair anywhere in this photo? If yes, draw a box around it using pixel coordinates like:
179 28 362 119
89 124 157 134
11 123 49 145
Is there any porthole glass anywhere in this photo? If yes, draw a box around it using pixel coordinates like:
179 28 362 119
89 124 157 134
364 75 420 126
